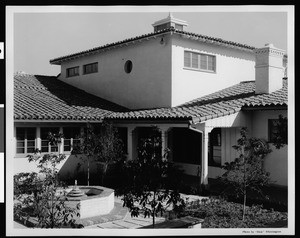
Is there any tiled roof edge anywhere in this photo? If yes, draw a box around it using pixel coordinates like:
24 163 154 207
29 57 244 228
50 27 256 65
14 72 57 78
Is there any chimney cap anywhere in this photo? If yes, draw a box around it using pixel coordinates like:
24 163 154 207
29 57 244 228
265 43 274 48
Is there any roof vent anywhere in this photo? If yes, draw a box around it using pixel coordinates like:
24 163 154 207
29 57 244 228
254 43 286 94
152 13 188 32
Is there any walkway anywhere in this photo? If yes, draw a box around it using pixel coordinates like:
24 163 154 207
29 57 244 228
83 194 206 229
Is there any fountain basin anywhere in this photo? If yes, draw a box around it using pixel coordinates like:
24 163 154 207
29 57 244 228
64 186 114 219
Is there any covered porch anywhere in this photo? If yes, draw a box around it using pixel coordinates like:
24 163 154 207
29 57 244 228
113 111 249 186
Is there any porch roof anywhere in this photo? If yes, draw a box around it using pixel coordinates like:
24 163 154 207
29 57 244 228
14 73 127 121
108 79 287 124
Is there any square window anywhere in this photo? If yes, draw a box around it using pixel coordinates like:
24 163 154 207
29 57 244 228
184 51 216 72
16 127 36 154
83 62 98 75
66 66 79 77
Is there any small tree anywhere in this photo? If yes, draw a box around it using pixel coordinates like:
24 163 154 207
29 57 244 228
72 123 101 186
72 122 124 186
219 127 272 221
97 121 125 186
119 127 185 228
14 132 80 228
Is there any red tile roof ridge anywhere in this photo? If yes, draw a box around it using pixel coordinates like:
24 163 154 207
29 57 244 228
50 27 256 65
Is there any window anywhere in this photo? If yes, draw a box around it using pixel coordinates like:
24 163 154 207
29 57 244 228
41 127 59 153
184 51 216 72
83 62 98 75
63 127 81 152
124 60 133 74
269 119 287 144
66 66 79 77
16 128 36 154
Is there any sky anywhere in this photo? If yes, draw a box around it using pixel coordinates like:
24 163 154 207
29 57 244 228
12 6 290 76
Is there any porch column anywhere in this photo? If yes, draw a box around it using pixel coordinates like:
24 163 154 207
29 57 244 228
36 127 41 150
58 127 63 154
162 129 168 159
201 127 212 185
127 126 135 160
159 127 170 160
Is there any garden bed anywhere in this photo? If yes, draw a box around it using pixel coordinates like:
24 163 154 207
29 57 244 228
178 198 287 228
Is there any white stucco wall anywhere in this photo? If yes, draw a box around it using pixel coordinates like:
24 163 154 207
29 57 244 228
250 109 288 186
14 154 100 184
171 35 256 106
13 123 100 183
57 34 256 109
208 110 288 187
58 36 172 110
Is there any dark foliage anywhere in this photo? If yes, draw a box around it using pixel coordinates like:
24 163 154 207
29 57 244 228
117 126 186 227
179 198 287 228
271 114 288 149
219 127 272 220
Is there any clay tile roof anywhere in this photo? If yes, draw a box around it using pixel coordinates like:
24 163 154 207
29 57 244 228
50 28 255 65
14 73 127 122
14 73 287 124
108 79 287 123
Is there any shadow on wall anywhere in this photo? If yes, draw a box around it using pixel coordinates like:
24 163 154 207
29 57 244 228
58 154 101 186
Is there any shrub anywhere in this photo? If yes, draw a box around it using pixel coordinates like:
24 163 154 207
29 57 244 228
219 127 272 220
14 132 80 228
180 198 287 228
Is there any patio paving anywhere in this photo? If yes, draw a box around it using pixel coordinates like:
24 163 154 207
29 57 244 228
83 194 206 229
83 196 166 229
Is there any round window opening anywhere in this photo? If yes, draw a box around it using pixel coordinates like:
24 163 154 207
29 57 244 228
124 60 133 74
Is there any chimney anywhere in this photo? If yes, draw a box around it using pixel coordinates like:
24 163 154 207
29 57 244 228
254 43 285 94
152 13 188 32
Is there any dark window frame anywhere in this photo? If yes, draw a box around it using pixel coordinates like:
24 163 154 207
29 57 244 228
63 127 81 152
41 127 60 153
83 62 98 75
16 127 36 154
66 66 79 77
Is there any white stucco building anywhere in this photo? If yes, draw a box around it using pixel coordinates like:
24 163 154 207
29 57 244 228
14 14 288 187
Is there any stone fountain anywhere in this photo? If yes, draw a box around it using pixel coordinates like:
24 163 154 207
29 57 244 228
65 180 115 219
